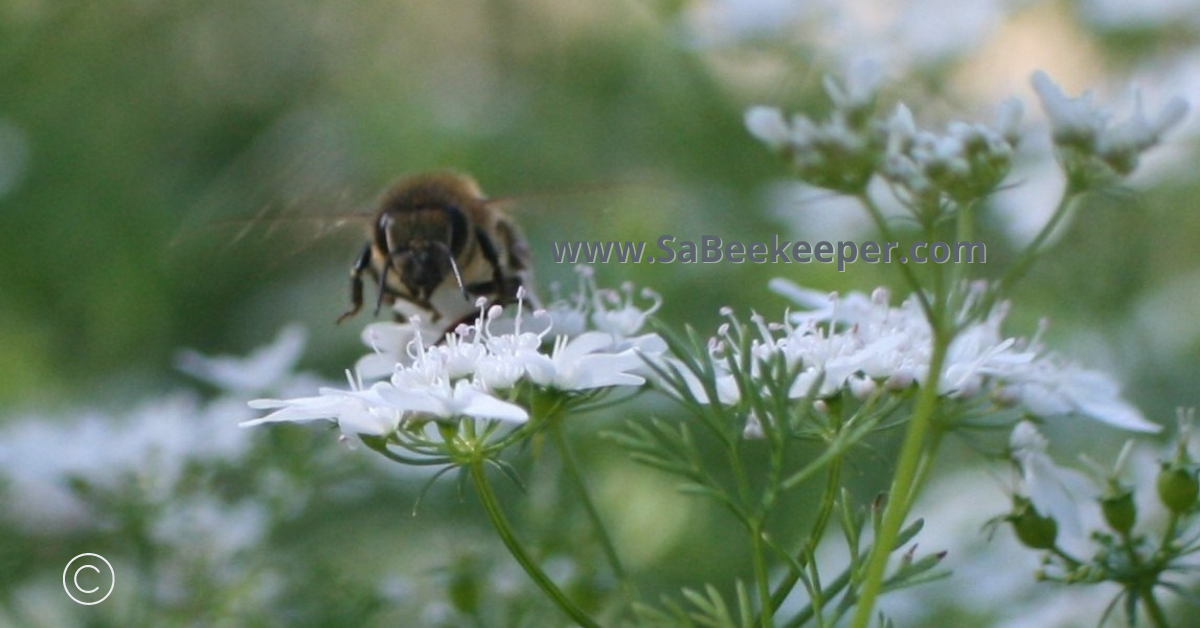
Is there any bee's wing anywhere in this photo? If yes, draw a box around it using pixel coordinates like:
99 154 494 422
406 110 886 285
164 110 377 275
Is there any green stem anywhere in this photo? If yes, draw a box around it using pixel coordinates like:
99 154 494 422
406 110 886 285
765 457 844 619
998 182 1082 295
1117 529 1170 628
950 199 975 292
549 422 633 597
856 192 937 325
1141 585 1171 628
469 461 602 628
1048 546 1083 570
1158 512 1181 555
750 520 777 628
847 332 950 628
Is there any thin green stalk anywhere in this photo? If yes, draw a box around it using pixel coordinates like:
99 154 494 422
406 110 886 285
781 567 852 628
1158 512 1181 555
549 422 633 598
856 192 937 325
1141 585 1170 628
765 457 844 619
469 461 603 628
750 520 777 628
999 182 1082 295
1118 530 1170 628
950 199 975 293
848 332 950 628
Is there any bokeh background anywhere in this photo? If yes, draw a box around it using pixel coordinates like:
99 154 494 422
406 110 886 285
2 0 1200 626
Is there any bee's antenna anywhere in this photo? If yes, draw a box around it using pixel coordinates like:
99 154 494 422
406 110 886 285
434 241 469 300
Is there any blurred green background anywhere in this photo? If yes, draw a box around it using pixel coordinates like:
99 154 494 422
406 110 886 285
3 0 1200 625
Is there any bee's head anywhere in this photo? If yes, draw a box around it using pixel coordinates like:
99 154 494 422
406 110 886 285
394 241 453 302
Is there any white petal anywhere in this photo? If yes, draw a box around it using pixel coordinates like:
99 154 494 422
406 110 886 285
454 386 529 423
745 106 791 150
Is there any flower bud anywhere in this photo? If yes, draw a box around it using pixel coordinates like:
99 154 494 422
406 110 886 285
1009 498 1057 550
1100 488 1136 535
1157 464 1199 514
447 571 480 615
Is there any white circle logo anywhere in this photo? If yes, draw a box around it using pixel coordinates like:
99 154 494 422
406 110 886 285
62 553 115 605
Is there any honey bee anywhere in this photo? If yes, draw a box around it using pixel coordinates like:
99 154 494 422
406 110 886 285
337 171 538 326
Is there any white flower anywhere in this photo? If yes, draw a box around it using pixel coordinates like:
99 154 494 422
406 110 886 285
1096 92 1189 173
999 360 1159 433
1009 420 1094 537
669 355 742 405
745 66 886 192
522 332 647 391
994 97 1024 146
244 373 401 438
743 412 765 440
745 106 791 152
175 324 307 394
369 378 529 423
0 392 253 529
823 60 882 114
245 269 665 443
590 282 662 339
1031 71 1109 149
1032 70 1188 174
712 279 1158 433
882 101 1017 201
355 319 440 379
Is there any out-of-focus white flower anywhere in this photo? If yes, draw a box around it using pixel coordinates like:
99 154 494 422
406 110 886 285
1032 70 1188 175
823 60 882 114
998 360 1159 433
745 106 791 152
995 97 1024 146
176 324 308 394
591 282 662 339
882 99 1019 202
743 412 765 440
1031 71 1109 150
1009 421 1094 537
0 391 257 530
1096 93 1189 174
744 66 886 193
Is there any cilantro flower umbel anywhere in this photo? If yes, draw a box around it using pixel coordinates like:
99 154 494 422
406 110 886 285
674 279 1157 435
242 271 665 443
1031 70 1188 176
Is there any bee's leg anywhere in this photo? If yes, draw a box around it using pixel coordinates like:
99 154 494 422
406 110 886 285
337 243 373 324
374 257 393 317
496 219 539 308
474 226 508 299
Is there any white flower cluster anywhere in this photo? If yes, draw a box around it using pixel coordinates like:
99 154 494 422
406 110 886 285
744 62 885 192
0 325 315 530
746 62 1027 202
748 67 1189 199
682 279 1158 434
882 99 1021 203
243 271 666 439
1031 70 1189 176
